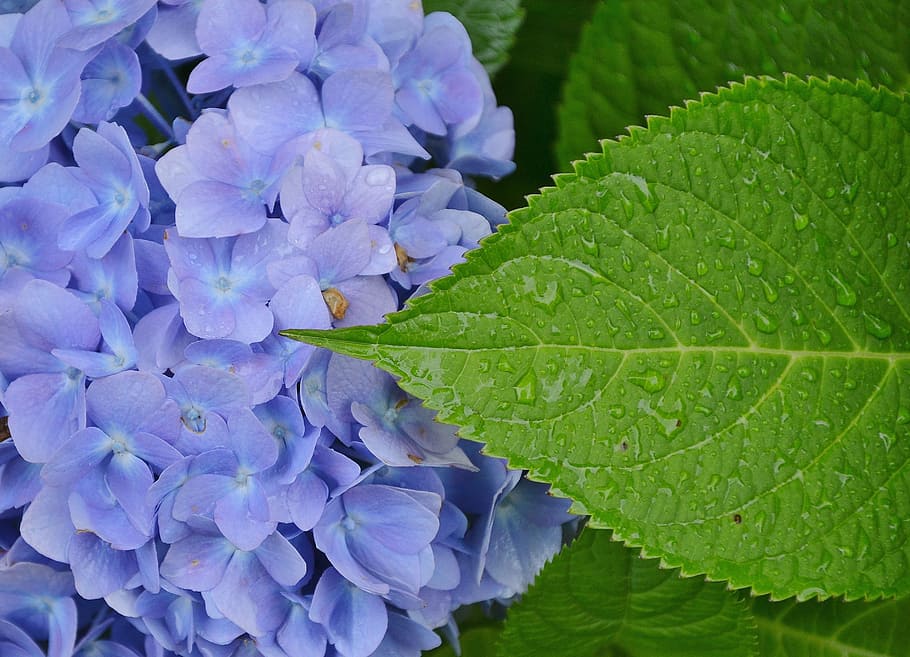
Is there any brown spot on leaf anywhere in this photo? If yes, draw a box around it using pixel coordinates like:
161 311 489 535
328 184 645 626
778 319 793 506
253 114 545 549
733 513 742 524
322 287 349 320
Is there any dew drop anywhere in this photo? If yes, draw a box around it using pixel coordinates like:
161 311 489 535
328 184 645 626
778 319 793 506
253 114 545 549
736 366 752 378
897 407 910 425
816 328 832 345
824 186 836 198
629 369 666 393
514 370 537 404
647 328 665 340
863 311 892 339
477 359 491 373
800 368 818 383
619 191 635 219
761 199 773 215
696 260 709 276
790 307 807 325
694 166 704 176
689 310 702 326
753 309 779 334
656 224 671 250
662 293 680 308
734 275 745 303
886 232 898 248
496 357 515 373
793 211 809 232
761 278 779 303
826 269 857 306
621 252 633 272
609 405 626 419
746 256 764 276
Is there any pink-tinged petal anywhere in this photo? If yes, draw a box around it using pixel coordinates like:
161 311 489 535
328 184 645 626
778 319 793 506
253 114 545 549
160 533 235 592
176 180 266 238
6 372 85 463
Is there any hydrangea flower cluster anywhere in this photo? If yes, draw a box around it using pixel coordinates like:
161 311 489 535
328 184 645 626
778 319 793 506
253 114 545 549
0 1 575 656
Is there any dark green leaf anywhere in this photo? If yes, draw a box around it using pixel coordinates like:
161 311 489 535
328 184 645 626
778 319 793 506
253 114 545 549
497 529 758 657
422 0 524 76
557 0 910 164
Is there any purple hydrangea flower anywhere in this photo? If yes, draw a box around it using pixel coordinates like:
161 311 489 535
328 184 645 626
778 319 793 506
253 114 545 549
392 12 483 136
156 111 292 238
187 0 316 94
0 0 95 152
164 220 289 342
58 121 151 258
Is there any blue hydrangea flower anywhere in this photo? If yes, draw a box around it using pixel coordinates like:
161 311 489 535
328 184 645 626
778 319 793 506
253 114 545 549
187 0 316 93
58 122 151 258
156 112 292 238
0 0 94 152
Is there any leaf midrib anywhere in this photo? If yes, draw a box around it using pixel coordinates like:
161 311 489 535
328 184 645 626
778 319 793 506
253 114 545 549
754 613 894 657
373 339 908 363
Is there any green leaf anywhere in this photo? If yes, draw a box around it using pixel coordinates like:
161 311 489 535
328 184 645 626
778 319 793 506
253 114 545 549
428 625 502 657
422 0 524 76
751 595 910 656
284 76 910 600
496 529 758 657
557 0 910 165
